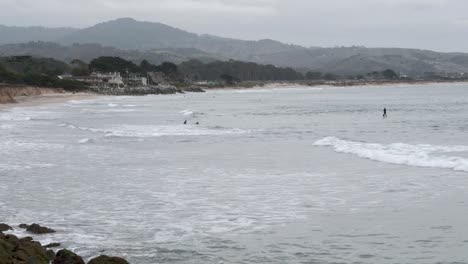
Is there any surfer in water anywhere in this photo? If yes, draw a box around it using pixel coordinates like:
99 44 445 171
383 108 387 118
184 120 187 125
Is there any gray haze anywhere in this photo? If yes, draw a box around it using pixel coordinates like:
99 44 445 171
1 0 468 52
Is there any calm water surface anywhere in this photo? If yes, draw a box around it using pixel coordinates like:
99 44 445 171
1 84 468 263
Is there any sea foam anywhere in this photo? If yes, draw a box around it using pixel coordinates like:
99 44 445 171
314 137 468 172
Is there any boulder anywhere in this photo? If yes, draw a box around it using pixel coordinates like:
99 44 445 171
53 249 85 264
87 255 129 264
19 223 56 234
183 87 206 93
0 233 49 264
0 223 12 232
46 249 56 260
45 242 61 248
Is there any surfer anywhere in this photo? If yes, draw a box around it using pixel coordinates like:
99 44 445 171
196 122 200 125
184 120 187 125
383 108 387 118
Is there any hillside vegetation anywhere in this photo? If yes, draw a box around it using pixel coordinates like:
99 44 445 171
1 18 468 77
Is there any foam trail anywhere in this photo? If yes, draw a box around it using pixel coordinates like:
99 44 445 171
180 109 196 116
314 137 468 172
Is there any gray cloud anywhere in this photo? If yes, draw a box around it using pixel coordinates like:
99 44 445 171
0 0 467 52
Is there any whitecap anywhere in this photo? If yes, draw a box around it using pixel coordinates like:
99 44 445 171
104 125 249 138
78 138 92 144
314 136 468 172
180 109 196 116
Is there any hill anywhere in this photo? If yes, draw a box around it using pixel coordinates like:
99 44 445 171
0 25 77 45
2 18 468 76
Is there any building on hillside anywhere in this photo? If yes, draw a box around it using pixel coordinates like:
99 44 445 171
126 73 148 87
59 72 124 88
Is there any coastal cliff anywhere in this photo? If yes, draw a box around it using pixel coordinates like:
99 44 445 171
0 86 62 104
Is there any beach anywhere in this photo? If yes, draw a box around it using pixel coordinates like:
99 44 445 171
0 91 101 110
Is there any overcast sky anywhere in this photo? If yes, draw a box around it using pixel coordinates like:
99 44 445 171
1 0 468 52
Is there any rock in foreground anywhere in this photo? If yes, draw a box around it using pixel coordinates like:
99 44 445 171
53 249 85 264
0 233 50 264
88 255 130 264
0 223 12 233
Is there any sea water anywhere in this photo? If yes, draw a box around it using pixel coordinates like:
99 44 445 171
1 83 468 263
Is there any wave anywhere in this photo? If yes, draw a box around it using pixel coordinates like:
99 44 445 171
180 109 197 116
0 108 60 121
314 137 468 172
234 87 324 93
62 123 249 138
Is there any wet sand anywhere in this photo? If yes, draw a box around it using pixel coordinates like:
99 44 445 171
0 92 102 110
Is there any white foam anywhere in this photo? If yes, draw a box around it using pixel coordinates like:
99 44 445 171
105 125 249 138
0 108 60 121
80 108 136 114
107 103 118 107
180 109 196 116
62 123 249 138
78 138 92 144
314 137 468 172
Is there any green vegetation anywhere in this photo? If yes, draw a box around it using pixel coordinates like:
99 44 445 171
0 56 70 76
179 59 303 83
0 56 88 91
89 56 143 74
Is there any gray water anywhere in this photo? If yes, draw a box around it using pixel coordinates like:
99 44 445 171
1 84 468 263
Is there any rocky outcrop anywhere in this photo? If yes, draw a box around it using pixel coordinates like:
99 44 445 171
89 85 207 96
0 223 12 233
1 223 129 264
182 87 206 93
0 233 50 264
53 249 85 264
44 242 61 248
88 255 129 264
19 224 56 234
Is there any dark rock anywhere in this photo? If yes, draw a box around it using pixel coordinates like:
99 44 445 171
53 249 85 264
88 255 129 264
0 223 12 232
0 233 49 264
182 87 206 93
26 256 47 264
45 242 61 248
46 249 56 260
20 223 56 234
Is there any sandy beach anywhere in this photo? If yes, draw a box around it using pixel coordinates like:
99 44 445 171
0 92 102 110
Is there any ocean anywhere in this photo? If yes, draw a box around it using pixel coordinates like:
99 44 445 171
1 83 468 263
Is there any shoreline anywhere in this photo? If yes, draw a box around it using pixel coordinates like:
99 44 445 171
207 80 468 91
1 80 466 110
0 91 102 110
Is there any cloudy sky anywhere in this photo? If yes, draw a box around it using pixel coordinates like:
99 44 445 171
1 0 468 52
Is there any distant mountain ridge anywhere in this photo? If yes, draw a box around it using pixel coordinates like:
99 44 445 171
2 18 468 76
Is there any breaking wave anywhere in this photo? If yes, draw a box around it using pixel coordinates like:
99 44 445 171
61 123 249 138
314 137 468 172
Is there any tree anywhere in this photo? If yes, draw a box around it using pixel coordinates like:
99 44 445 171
70 59 90 76
305 71 323 80
89 57 143 75
156 62 178 78
382 69 399 80
220 73 238 85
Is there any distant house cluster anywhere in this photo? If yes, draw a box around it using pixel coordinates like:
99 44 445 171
59 72 147 88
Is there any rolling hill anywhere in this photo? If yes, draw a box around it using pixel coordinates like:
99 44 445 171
2 18 468 76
